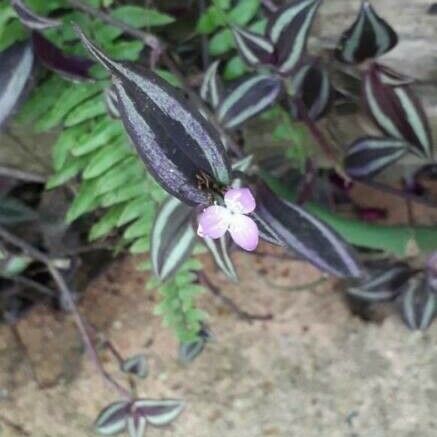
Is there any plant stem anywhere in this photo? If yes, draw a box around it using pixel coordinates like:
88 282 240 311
0 165 46 183
261 0 278 12
295 99 343 174
198 271 273 322
4 275 56 297
198 0 209 70
0 225 132 400
67 0 160 50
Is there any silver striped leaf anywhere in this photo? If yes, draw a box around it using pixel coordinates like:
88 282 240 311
203 235 238 281
12 0 61 30
256 184 362 278
335 1 398 64
266 0 322 74
178 325 212 364
134 399 184 427
344 136 408 179
347 262 411 302
231 26 274 68
32 32 94 82
289 61 333 121
76 27 231 206
200 60 222 109
0 41 33 128
120 354 148 379
104 86 120 119
363 66 433 159
179 338 205 364
217 74 282 129
127 415 147 437
151 196 196 282
231 154 254 189
251 209 284 246
95 401 131 435
401 274 436 331
426 252 437 293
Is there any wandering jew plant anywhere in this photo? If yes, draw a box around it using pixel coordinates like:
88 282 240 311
1 0 437 434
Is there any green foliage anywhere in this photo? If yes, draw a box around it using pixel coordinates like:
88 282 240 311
111 6 175 28
6 1 204 341
151 260 206 343
196 0 264 79
260 106 313 170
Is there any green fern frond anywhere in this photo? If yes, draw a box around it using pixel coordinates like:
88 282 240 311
6 2 205 341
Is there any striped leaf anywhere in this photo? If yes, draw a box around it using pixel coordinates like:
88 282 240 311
11 0 61 30
95 401 130 435
347 262 411 302
344 137 408 179
231 26 274 68
120 354 148 379
134 399 184 427
266 0 322 74
289 61 333 121
363 65 433 158
76 27 231 206
178 325 212 364
151 196 196 282
200 60 222 109
179 338 205 364
218 74 282 129
127 415 147 437
32 32 94 82
203 235 238 281
335 1 398 64
426 252 437 293
256 184 361 278
401 275 436 331
0 41 33 128
251 210 284 246
104 86 120 119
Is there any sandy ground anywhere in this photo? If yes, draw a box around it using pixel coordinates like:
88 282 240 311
0 241 436 437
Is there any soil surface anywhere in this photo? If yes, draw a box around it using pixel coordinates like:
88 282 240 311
1 240 437 437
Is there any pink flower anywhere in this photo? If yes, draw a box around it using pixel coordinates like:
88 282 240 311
197 188 259 251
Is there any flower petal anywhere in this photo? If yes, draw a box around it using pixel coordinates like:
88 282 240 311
228 214 259 251
224 188 256 214
198 206 230 239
